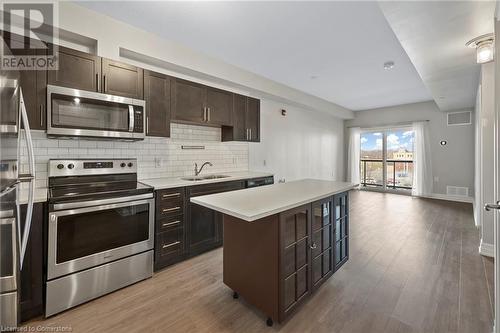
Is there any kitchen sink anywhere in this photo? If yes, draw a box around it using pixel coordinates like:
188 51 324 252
201 175 230 180
181 175 230 181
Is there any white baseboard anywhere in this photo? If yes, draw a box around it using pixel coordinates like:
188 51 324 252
479 239 494 257
420 193 474 204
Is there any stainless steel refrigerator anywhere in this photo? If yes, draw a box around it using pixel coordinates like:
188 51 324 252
0 40 36 330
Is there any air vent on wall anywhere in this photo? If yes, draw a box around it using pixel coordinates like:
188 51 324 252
446 186 469 197
447 111 471 126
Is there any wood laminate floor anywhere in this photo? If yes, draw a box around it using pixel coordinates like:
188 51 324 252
27 191 494 333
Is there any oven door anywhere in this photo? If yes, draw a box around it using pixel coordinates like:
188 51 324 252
47 197 154 280
0 216 17 293
46 85 145 140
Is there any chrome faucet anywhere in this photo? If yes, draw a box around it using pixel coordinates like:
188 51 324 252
194 161 213 176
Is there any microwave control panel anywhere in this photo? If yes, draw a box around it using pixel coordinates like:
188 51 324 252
133 109 144 133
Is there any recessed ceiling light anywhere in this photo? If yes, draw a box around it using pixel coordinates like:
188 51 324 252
466 33 494 64
383 61 395 70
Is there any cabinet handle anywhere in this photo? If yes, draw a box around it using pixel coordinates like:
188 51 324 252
162 241 180 249
103 75 107 92
207 107 211 122
146 116 149 134
39 105 43 127
162 220 181 228
249 128 252 141
162 193 180 199
96 73 99 91
162 207 180 213
203 107 207 122
310 243 317 250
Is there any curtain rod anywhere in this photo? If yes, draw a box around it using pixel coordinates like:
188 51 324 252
346 119 430 129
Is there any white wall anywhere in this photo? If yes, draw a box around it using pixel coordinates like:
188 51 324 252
345 101 475 199
475 62 495 256
249 100 344 182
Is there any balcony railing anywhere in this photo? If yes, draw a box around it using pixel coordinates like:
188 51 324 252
360 159 413 190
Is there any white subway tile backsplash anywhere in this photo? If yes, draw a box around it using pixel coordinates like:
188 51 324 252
20 123 249 187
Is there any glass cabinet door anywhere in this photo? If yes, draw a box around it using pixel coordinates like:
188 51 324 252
334 192 349 270
311 198 333 290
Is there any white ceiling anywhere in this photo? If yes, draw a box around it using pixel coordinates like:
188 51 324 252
77 1 432 111
379 1 495 111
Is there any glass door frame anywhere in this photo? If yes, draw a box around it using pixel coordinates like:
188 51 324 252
360 126 413 195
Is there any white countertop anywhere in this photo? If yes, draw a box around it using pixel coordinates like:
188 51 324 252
18 187 48 205
190 179 355 222
140 171 274 190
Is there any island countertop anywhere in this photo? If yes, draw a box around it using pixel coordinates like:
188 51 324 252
190 179 355 221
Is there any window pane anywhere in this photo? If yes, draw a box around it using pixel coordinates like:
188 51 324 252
360 131 383 188
386 129 414 190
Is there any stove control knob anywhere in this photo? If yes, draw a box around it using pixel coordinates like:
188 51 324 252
120 163 126 168
128 162 134 168
67 163 75 169
57 164 64 170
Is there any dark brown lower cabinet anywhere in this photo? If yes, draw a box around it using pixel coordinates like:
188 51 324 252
187 181 244 256
223 191 350 325
19 203 45 322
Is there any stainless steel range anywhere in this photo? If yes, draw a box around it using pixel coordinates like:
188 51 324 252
45 158 154 317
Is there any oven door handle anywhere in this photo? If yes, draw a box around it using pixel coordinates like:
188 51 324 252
52 193 153 211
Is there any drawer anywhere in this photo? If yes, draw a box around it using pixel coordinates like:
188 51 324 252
156 199 183 218
156 228 184 258
156 214 184 233
157 188 184 203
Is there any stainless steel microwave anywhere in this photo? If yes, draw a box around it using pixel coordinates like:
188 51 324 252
47 85 146 140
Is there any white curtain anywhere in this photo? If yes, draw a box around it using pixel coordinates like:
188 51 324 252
412 121 433 196
347 127 361 185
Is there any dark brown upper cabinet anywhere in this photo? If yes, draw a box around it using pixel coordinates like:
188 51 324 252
101 58 143 99
144 70 171 137
172 79 206 124
48 46 101 92
222 94 260 142
205 86 232 126
7 35 47 130
172 79 233 127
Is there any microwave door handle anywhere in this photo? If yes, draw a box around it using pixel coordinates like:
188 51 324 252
128 105 134 132
17 87 35 269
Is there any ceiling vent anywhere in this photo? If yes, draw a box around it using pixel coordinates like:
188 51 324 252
447 111 471 126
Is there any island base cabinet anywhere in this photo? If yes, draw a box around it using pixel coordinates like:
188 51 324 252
222 191 350 325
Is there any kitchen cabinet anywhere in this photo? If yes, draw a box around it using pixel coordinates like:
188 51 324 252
205 86 232 126
172 79 206 124
48 46 101 92
7 38 47 130
222 94 260 142
172 79 233 127
334 192 349 270
187 181 244 256
144 70 172 137
311 197 334 290
279 204 312 320
19 203 45 322
48 46 143 99
101 58 143 99
154 187 185 271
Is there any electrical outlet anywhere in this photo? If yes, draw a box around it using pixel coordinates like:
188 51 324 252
155 157 162 168
263 159 267 166
232 157 236 165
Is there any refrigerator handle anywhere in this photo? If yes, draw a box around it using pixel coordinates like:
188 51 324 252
17 87 35 269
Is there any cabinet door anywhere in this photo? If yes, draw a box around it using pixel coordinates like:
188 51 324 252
279 204 312 321
231 94 247 141
187 181 244 256
144 70 171 137
9 46 47 130
172 79 206 124
311 197 334 291
101 58 143 99
19 203 44 321
205 87 232 126
246 97 260 142
48 46 100 92
334 192 349 270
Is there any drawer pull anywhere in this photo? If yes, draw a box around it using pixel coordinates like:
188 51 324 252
162 241 180 249
162 220 181 228
162 207 181 213
162 193 181 199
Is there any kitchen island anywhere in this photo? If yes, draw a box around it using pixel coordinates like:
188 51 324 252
191 179 354 326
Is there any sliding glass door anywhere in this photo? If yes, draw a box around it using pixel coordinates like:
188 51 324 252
360 128 414 192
